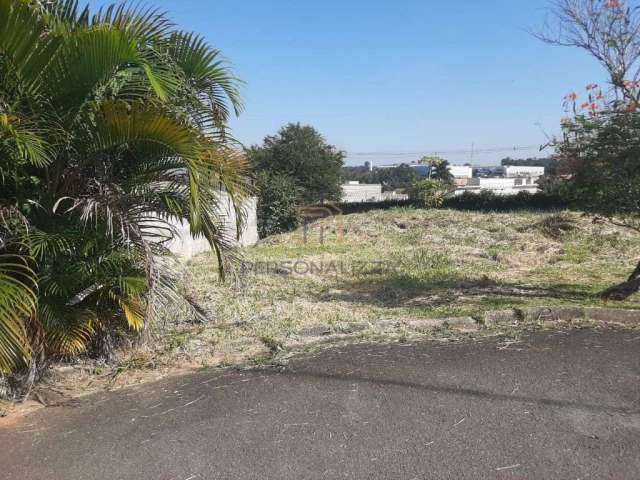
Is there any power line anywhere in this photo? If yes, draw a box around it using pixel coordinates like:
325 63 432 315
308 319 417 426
346 145 546 157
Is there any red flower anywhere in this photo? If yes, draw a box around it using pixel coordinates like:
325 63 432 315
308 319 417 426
606 0 621 9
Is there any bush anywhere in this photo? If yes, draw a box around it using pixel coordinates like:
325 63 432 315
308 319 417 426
443 191 567 211
327 199 415 215
256 172 300 238
409 179 451 208
304 191 566 218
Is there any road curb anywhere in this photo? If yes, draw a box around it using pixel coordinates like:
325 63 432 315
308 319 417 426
484 306 640 327
295 306 640 340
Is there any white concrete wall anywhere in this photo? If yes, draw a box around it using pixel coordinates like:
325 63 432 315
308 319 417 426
164 194 258 259
382 191 410 201
479 177 517 189
448 165 473 178
505 166 545 177
454 177 540 196
341 183 383 203
453 186 540 196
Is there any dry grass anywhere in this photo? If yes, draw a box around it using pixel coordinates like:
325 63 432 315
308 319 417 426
180 208 640 344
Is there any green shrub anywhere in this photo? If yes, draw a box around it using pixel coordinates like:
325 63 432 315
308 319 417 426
409 179 450 208
256 172 300 238
444 191 567 211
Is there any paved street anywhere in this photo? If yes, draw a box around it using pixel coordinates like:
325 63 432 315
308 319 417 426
1 328 640 479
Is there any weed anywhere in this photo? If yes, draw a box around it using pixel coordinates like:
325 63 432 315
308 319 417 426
259 335 285 354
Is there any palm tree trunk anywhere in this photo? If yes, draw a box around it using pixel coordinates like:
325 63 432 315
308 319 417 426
6 323 48 401
600 259 640 300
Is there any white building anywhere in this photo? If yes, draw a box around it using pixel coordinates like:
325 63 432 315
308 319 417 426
382 191 409 201
341 181 384 203
454 177 540 196
448 165 473 178
505 166 545 177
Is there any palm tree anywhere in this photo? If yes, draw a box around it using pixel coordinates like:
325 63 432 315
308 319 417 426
0 0 250 386
421 156 454 185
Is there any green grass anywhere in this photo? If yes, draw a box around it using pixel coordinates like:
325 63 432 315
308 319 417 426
177 208 640 347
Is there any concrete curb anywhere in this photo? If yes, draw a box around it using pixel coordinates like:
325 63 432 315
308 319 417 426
485 306 640 327
295 306 640 340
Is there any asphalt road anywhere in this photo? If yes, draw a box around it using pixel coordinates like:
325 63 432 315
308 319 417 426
2 328 640 479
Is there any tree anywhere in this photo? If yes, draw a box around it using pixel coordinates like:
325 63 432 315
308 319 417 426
0 1 250 383
556 94 640 299
255 172 299 238
539 0 640 299
249 123 345 204
342 164 420 192
409 179 451 208
420 156 454 185
377 165 423 191
536 0 640 103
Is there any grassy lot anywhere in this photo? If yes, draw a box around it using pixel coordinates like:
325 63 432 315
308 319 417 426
181 208 640 346
5 207 640 411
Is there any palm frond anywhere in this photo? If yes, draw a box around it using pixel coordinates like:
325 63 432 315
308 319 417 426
0 112 52 168
91 2 173 41
40 0 90 27
0 0 63 94
39 302 94 355
163 31 244 124
44 27 179 117
0 0 248 376
0 254 37 373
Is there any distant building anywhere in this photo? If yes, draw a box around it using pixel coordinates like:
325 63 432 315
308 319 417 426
505 166 545 177
473 166 505 178
411 165 431 177
448 165 473 179
454 177 540 196
341 181 384 203
382 191 409 201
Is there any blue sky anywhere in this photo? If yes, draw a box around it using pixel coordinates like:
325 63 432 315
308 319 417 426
91 0 606 165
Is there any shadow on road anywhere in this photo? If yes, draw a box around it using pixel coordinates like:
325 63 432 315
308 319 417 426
281 368 639 416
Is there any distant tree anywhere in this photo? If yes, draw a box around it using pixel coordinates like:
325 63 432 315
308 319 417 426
342 164 420 192
540 0 640 300
249 123 345 203
376 165 422 191
418 155 445 166
341 166 375 185
421 157 454 185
